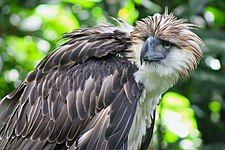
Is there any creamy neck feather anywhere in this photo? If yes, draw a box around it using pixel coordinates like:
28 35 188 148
134 68 178 98
127 69 178 150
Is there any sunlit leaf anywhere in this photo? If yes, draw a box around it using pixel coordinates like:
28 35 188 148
162 92 190 108
5 35 44 70
62 0 97 8
134 0 141 4
35 4 79 35
92 6 103 19
165 131 179 143
118 0 138 24
158 92 200 149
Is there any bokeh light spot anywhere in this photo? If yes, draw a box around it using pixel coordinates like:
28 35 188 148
36 5 58 18
167 118 189 138
209 101 222 112
204 11 215 23
44 29 58 41
77 10 90 20
179 139 195 150
20 15 42 31
205 56 221 70
37 39 51 53
4 69 19 82
1 5 10 14
210 112 220 123
9 14 21 26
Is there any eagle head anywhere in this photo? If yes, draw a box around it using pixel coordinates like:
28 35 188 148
130 11 203 80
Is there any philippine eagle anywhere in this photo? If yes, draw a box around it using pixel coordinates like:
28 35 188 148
0 11 203 150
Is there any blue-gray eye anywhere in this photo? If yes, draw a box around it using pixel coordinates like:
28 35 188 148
162 41 172 50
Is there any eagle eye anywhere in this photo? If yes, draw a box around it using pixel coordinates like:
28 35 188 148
162 41 172 50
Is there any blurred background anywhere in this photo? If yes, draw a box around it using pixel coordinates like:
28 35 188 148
0 0 225 149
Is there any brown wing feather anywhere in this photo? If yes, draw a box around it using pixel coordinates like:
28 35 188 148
0 25 141 150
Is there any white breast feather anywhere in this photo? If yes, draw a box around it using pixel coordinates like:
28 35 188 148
128 42 180 150
128 89 160 150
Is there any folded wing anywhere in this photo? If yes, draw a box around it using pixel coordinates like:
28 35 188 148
0 24 143 150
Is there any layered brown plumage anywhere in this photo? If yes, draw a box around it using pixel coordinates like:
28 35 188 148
0 26 143 150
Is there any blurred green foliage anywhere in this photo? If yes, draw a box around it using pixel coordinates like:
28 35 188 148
1 0 225 149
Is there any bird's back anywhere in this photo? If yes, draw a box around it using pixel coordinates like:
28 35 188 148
0 24 143 150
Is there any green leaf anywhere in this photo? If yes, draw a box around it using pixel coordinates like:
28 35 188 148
61 0 97 8
35 4 79 34
162 92 190 108
118 0 139 24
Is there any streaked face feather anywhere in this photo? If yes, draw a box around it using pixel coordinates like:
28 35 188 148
130 12 203 78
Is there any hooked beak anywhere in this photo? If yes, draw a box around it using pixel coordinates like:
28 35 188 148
140 37 166 65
